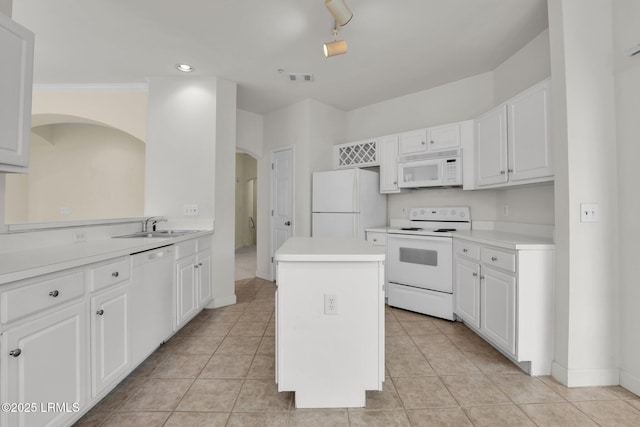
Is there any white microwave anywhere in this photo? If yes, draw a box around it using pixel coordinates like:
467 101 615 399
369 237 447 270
397 149 462 188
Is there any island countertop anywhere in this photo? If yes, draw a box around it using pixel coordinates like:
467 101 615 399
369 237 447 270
275 237 385 263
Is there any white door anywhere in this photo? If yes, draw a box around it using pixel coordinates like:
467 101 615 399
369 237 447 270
378 135 400 193
312 213 358 238
428 123 461 151
481 267 516 356
271 146 295 279
398 129 428 155
454 257 481 328
312 169 357 213
476 105 509 186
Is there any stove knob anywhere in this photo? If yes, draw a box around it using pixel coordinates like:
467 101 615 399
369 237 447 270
460 212 466 218
412 211 417 217
451 209 456 215
421 209 425 215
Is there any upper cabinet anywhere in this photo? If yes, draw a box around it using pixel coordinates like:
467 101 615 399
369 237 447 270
473 79 552 189
0 14 34 173
378 135 400 194
398 123 461 156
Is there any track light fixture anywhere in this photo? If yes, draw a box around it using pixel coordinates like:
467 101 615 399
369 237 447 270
323 24 347 58
325 0 352 26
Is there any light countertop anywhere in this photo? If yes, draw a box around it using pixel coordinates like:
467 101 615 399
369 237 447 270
453 230 554 250
0 230 213 285
365 226 389 233
275 237 385 262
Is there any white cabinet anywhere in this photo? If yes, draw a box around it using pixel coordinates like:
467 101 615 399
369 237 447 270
453 238 554 375
334 139 378 169
377 135 401 193
365 231 386 247
1 301 87 427
175 236 213 328
0 14 34 173
90 283 130 397
398 123 462 156
474 79 552 188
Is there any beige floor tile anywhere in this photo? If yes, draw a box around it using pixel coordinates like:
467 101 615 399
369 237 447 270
238 310 273 322
606 386 640 399
151 354 211 378
464 405 535 426
191 321 234 337
247 355 276 379
628 399 640 410
174 320 204 338
198 354 254 379
385 335 421 354
447 331 495 352
177 335 224 355
246 301 275 313
400 320 442 336
164 412 229 427
216 335 262 355
128 352 168 377
360 378 404 410
265 321 276 336
518 402 598 426
440 374 511 406
72 409 112 427
228 321 268 337
288 409 349 426
390 308 429 322
234 379 292 412
407 407 474 426
118 378 193 411
102 411 170 427
426 350 482 375
208 310 243 323
226 412 289 426
175 378 243 412
488 372 565 404
386 352 436 377
538 376 621 401
463 349 521 374
574 400 640 426
393 376 458 409
386 321 408 336
257 335 275 356
348 409 412 426
412 334 458 356
91 374 147 412
432 319 471 335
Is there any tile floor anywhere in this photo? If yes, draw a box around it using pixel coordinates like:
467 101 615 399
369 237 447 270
75 277 640 426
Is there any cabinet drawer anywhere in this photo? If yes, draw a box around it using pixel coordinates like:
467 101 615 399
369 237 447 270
481 247 516 273
89 257 131 292
455 241 480 260
197 236 211 252
366 232 386 247
1 271 85 324
175 239 197 260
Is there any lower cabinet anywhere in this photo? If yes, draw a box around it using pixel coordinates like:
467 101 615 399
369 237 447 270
196 249 212 307
454 238 553 375
1 301 87 427
176 237 213 328
90 283 130 397
176 255 198 328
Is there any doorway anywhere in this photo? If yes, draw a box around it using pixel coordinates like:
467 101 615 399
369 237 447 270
235 152 258 280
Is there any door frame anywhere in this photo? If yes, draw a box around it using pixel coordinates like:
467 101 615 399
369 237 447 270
270 145 295 281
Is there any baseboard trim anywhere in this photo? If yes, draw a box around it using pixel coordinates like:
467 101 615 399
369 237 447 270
206 294 237 309
256 269 272 281
620 369 640 397
552 361 619 387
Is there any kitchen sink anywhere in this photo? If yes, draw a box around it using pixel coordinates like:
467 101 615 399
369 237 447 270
113 230 203 238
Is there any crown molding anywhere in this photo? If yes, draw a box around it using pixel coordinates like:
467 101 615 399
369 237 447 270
33 83 149 91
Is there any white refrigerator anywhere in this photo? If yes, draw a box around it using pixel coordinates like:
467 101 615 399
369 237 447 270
312 169 387 239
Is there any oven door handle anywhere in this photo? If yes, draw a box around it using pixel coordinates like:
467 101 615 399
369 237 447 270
387 234 452 243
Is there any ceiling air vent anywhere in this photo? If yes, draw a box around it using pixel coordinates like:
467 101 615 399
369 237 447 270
287 73 314 82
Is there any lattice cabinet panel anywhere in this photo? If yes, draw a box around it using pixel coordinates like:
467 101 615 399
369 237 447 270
333 139 379 169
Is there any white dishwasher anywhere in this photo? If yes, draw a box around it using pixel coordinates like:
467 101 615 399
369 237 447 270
130 245 174 364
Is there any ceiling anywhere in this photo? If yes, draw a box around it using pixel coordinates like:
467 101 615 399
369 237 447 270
12 0 548 115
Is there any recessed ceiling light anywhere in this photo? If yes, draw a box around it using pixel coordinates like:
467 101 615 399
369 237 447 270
176 64 194 73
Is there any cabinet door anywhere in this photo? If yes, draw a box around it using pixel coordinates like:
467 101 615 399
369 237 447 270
475 105 508 186
454 257 481 329
378 135 400 193
428 123 461 151
91 284 130 397
0 15 34 171
176 256 198 328
507 80 553 182
196 250 212 308
398 129 428 155
2 302 86 427
481 267 516 356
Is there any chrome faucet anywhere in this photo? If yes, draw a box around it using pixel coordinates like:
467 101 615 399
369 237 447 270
143 216 168 232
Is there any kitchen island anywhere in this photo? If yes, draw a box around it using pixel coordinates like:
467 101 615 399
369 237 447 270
275 237 385 408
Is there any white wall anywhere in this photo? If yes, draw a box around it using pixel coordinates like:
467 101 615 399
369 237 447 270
237 109 263 159
0 0 11 17
235 153 257 249
613 0 640 395
549 0 619 387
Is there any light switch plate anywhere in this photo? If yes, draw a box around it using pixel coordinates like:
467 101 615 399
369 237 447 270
580 203 600 223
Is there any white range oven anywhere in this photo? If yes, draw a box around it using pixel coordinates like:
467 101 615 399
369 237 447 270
386 206 471 321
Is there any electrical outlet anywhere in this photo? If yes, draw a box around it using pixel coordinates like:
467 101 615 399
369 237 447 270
324 294 338 315
72 230 86 243
183 204 199 216
581 203 600 223
60 206 71 215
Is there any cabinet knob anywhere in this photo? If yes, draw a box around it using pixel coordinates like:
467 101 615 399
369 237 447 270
491 256 498 261
112 271 119 278
480 275 485 280
393 181 397 185
372 238 377 242
96 309 104 316
508 168 513 173
199 262 203 267
472 272 478 277
463 248 468 253
430 140 434 144
194 264 199 269
500 170 506 175
9 349 22 357
284 221 291 226
421 141 426 145
49 290 59 297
